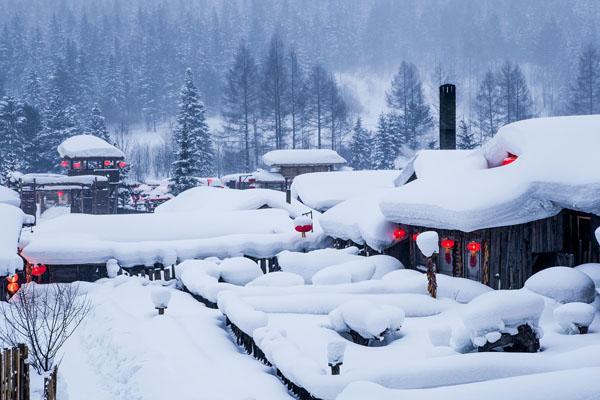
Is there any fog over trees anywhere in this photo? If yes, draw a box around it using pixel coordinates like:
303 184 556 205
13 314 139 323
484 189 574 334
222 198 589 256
0 0 599 179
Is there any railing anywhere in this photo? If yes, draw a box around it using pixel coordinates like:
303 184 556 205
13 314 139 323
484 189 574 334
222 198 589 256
120 264 176 281
0 344 30 400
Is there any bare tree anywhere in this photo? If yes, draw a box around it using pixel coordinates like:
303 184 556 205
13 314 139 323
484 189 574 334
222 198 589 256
0 283 91 374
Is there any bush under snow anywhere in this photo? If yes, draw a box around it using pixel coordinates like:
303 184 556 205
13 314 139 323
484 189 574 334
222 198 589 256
328 300 405 343
246 271 305 287
220 257 263 285
455 290 544 351
525 267 596 304
554 302 595 334
312 259 376 285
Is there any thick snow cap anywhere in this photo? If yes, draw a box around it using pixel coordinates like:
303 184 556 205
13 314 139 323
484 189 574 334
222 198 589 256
380 115 600 232
0 185 20 207
58 134 125 159
0 204 25 275
262 149 346 167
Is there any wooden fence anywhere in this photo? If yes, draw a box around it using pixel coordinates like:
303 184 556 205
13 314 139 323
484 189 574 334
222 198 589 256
43 366 57 400
0 344 29 400
121 264 175 281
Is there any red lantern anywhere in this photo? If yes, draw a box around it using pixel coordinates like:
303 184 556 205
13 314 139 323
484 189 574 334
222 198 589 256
441 239 455 264
73 161 82 169
412 232 420 241
467 241 481 267
60 160 70 168
7 282 19 294
295 224 312 238
103 160 113 167
501 153 518 166
31 264 47 277
6 274 18 283
393 228 407 241
117 161 127 168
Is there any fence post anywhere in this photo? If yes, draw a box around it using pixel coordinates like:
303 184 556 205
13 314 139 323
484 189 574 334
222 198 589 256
17 345 28 400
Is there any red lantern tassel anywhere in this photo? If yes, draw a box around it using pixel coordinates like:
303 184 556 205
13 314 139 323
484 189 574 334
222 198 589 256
470 252 477 267
444 249 452 264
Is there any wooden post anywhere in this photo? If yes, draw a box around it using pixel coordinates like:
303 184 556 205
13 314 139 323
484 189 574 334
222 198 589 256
17 345 27 400
426 255 437 299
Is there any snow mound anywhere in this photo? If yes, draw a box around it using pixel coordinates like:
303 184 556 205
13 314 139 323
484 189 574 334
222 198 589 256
328 300 404 340
327 340 346 365
312 269 353 285
312 259 376 284
574 263 600 287
0 204 25 275
381 269 423 282
246 271 305 287
554 302 596 334
277 247 361 281
217 292 267 335
525 267 596 303
176 259 221 280
458 290 544 349
369 255 404 279
428 326 452 347
57 134 124 158
220 257 263 286
0 185 20 207
150 287 171 308
106 259 120 278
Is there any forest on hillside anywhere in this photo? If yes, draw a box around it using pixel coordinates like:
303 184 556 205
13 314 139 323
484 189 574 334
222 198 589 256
1 0 599 180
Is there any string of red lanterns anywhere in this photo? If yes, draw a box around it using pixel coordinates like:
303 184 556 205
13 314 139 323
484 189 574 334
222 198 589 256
6 274 19 294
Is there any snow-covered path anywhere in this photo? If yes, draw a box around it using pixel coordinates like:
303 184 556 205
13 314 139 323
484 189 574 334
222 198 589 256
59 277 292 400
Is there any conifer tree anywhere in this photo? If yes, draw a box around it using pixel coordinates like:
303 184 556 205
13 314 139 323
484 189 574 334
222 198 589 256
171 68 213 195
457 118 478 150
0 97 27 183
474 70 501 140
88 103 111 143
349 117 372 170
568 44 600 115
23 70 43 110
372 113 395 170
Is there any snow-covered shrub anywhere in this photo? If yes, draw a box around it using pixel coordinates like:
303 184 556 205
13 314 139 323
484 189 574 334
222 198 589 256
574 263 600 287
416 231 439 257
525 267 596 304
554 302 595 334
246 271 305 287
458 290 544 352
327 300 404 345
219 257 262 285
312 269 353 285
151 287 171 314
277 248 361 281
311 259 376 284
428 325 452 347
368 255 403 279
106 259 120 278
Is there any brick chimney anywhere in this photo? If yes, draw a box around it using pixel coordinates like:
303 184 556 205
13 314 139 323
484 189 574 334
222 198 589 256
439 84 456 150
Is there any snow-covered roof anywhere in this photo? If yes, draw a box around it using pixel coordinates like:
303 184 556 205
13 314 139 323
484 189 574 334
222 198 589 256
0 185 20 207
21 208 326 266
291 170 400 212
0 204 25 275
19 173 108 185
221 169 285 184
262 149 346 167
57 134 125 159
155 186 314 218
380 115 600 232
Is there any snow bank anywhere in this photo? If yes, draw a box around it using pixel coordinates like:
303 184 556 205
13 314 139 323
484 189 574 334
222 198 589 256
574 263 600 287
22 209 327 266
246 271 305 287
0 185 20 207
291 170 399 211
219 257 262 285
312 259 376 285
336 367 600 400
524 267 596 303
57 134 124 158
553 302 595 334
0 204 25 275
369 255 403 279
457 290 544 349
381 115 600 232
262 149 346 167
217 291 268 335
381 269 422 282
155 186 314 218
278 248 361 281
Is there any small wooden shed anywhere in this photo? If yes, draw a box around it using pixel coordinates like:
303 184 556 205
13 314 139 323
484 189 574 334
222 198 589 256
262 149 346 182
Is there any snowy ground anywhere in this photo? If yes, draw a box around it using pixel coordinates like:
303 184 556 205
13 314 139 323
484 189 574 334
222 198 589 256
59 278 291 400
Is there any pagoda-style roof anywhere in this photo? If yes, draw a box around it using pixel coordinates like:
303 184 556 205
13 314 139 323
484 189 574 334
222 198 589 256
58 135 125 159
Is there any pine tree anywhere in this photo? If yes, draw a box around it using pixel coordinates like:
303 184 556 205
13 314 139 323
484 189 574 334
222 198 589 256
457 118 478 150
305 64 331 149
23 70 43 110
568 44 600 115
88 103 111 143
372 114 395 170
171 68 213 195
0 97 27 183
222 41 260 171
497 61 535 125
261 33 289 150
349 117 372 170
386 61 433 151
474 70 501 140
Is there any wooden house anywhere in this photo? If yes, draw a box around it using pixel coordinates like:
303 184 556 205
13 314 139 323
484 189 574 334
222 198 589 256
262 149 347 183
